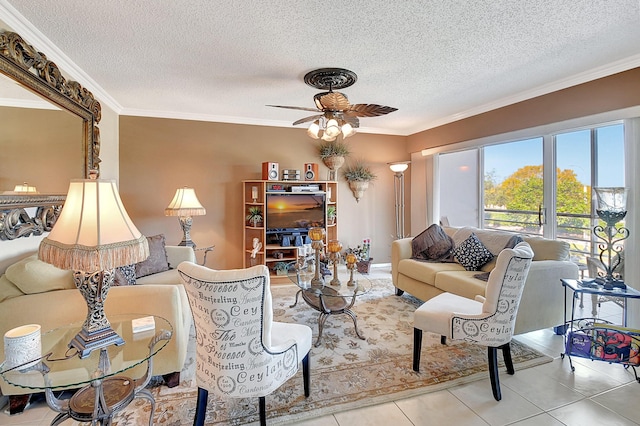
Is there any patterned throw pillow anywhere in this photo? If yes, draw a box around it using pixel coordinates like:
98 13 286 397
135 234 170 278
114 264 137 286
453 233 494 271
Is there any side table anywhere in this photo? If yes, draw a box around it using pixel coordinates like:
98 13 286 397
1 314 172 425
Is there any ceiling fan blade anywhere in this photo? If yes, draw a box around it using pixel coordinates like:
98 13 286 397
292 114 323 126
315 92 351 111
346 104 398 117
267 105 320 112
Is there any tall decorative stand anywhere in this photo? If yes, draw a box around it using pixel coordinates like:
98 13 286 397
593 187 629 289
327 240 343 286
309 227 326 285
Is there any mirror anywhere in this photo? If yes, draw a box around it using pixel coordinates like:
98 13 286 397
0 30 102 240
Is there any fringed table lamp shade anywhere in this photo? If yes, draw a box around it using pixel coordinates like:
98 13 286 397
165 187 206 248
39 179 149 358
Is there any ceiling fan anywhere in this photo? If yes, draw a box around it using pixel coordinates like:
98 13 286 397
268 68 397 140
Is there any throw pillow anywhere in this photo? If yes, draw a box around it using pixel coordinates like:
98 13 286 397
135 234 170 278
411 224 454 261
114 264 137 286
480 234 525 272
453 233 494 271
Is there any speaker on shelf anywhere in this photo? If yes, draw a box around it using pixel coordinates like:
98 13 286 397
262 162 279 180
304 163 318 181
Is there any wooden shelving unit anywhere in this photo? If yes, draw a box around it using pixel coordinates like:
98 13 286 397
243 180 338 281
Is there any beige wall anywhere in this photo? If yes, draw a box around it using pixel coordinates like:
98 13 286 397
119 117 409 269
407 67 640 152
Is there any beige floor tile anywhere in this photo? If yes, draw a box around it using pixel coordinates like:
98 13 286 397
548 398 638 426
507 413 566 426
572 356 638 384
591 382 640 424
501 365 585 410
395 390 488 425
449 379 543 426
290 414 340 426
333 402 413 426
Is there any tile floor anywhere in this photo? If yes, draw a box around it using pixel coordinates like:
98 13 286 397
2 266 639 425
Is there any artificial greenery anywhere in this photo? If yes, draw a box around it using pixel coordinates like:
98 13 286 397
317 139 351 159
342 161 377 182
327 205 336 219
246 206 263 225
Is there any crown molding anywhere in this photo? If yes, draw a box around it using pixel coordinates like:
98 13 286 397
0 0 122 113
121 107 406 136
408 54 640 135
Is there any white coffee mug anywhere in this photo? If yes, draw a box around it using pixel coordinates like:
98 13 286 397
4 324 41 371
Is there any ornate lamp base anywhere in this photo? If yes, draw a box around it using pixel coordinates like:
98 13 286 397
177 216 196 248
69 327 125 359
72 270 125 359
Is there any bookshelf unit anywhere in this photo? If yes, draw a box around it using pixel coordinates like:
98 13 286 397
243 180 338 280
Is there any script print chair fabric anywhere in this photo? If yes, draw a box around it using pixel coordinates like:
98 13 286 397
413 242 533 401
178 262 312 426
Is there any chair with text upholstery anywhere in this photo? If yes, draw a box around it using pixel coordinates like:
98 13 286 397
413 242 533 401
178 262 312 425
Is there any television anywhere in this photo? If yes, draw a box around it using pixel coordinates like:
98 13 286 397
265 192 326 235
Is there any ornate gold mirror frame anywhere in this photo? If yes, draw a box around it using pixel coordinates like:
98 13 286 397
0 30 101 240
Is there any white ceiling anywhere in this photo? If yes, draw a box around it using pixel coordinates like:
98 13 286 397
3 0 640 136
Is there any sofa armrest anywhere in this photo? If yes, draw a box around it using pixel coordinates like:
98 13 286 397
391 238 413 286
166 246 196 269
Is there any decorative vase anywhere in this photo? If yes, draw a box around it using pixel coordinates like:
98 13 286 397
356 258 373 274
348 180 369 202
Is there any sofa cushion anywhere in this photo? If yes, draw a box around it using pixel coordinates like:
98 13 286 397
434 270 488 300
453 233 494 271
5 254 75 295
398 258 464 284
0 274 24 302
480 234 525 272
411 224 454 261
136 268 182 285
523 236 569 261
135 234 170 278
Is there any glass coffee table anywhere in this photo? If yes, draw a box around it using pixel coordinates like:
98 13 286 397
0 314 172 426
287 261 371 347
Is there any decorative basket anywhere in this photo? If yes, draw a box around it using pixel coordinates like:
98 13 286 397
322 155 345 171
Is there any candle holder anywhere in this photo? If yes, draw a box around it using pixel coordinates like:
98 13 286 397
327 240 343 286
346 252 357 286
251 186 258 203
593 187 629 289
308 227 326 285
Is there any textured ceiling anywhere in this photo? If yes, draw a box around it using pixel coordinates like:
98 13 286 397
3 0 640 135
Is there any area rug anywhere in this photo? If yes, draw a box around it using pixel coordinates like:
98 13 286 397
114 278 551 425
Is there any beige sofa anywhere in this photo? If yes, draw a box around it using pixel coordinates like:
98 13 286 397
392 226 579 335
0 245 195 397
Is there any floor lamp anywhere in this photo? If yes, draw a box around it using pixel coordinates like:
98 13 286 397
389 162 410 240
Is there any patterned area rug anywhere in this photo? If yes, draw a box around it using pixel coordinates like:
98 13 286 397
114 278 551 425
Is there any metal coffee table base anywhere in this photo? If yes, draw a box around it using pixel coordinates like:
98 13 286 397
291 287 365 347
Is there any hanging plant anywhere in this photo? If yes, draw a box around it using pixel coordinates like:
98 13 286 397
318 140 350 178
343 161 377 202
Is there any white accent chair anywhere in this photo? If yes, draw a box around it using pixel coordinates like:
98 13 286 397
413 242 534 401
178 262 312 426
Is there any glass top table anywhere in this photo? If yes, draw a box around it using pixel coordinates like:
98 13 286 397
1 314 172 425
287 260 372 347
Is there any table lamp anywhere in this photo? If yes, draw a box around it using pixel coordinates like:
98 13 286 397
327 240 343 286
38 179 149 358
165 187 206 248
308 227 326 285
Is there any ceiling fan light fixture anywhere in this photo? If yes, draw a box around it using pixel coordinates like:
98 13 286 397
307 120 321 139
321 131 336 141
325 118 340 137
341 122 356 138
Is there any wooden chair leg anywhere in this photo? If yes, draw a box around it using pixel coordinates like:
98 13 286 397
488 347 501 401
194 387 209 426
395 287 404 296
440 335 447 345
162 371 181 388
501 342 515 375
259 396 266 426
302 353 310 397
413 328 422 372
